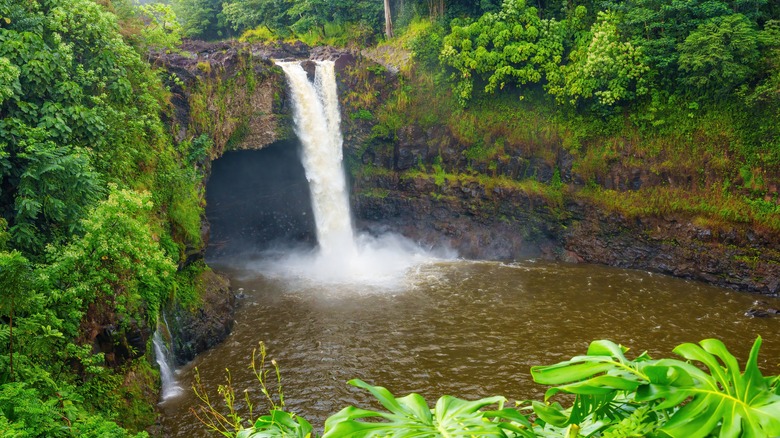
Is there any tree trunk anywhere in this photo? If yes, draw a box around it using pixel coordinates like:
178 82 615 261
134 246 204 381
8 298 13 382
384 0 394 38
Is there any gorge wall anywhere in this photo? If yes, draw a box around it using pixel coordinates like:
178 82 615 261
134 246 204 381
159 41 780 304
336 54 780 296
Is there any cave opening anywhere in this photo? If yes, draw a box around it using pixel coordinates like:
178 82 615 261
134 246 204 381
204 139 316 260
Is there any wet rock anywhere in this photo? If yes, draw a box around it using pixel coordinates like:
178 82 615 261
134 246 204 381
168 270 235 365
310 46 356 70
301 60 317 82
745 301 780 317
250 40 310 61
334 52 357 71
153 40 294 156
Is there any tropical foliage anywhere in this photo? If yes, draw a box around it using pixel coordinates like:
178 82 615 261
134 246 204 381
439 0 565 106
196 337 780 437
0 0 205 435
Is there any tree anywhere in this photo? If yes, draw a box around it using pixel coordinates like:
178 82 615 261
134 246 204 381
0 0 172 254
0 57 20 107
44 186 176 338
678 13 760 96
547 10 649 107
172 0 227 39
0 250 31 382
138 3 183 53
384 0 393 38
439 0 565 106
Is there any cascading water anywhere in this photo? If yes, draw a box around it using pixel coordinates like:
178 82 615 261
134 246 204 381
153 316 183 401
276 61 356 258
266 60 452 287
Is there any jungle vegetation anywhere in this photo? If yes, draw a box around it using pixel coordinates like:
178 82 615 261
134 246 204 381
196 338 780 437
0 0 205 435
1 0 779 435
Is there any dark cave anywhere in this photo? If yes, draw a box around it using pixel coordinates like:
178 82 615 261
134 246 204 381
204 140 316 259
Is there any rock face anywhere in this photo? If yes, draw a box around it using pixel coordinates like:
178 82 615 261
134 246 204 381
330 52 780 296
167 269 235 365
78 305 151 367
561 202 780 294
161 42 779 299
152 40 301 154
354 172 561 259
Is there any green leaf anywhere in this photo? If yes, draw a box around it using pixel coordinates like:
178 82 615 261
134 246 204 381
240 410 312 438
322 379 515 437
637 337 780 438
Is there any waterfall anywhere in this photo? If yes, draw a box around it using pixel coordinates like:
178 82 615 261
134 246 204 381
153 315 183 401
276 60 357 258
267 59 452 287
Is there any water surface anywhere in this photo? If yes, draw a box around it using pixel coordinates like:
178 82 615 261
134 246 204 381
159 259 780 436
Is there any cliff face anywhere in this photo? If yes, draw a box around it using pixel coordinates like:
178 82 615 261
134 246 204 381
153 40 305 154
152 41 301 364
348 142 779 294
334 55 780 296
160 42 778 302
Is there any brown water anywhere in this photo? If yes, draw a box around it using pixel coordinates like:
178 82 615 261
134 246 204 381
159 259 780 436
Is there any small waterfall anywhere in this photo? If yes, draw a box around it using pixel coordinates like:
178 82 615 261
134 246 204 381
277 60 357 258
153 316 183 401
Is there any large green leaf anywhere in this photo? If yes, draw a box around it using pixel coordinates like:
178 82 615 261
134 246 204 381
321 379 521 437
636 337 780 438
530 340 653 428
237 410 313 438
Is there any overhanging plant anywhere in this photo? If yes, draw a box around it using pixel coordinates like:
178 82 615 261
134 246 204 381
530 336 780 437
322 379 533 437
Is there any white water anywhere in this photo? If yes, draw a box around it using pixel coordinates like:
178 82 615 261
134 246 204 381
153 316 183 401
277 61 356 257
269 60 453 287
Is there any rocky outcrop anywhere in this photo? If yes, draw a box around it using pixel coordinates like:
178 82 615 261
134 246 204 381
78 305 151 367
152 40 302 155
561 202 780 294
354 172 562 259
167 269 235 365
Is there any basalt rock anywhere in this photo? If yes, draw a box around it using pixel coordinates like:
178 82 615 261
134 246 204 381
560 201 780 295
745 300 780 317
77 302 151 369
167 269 235 365
152 40 295 155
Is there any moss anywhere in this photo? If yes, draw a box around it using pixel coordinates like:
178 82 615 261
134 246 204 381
359 187 390 199
91 358 159 434
576 186 780 233
196 61 211 74
187 54 285 155
225 119 250 151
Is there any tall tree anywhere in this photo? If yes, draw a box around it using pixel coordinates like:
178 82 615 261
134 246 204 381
384 0 393 37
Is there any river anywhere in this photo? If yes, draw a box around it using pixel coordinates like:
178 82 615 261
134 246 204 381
159 258 780 436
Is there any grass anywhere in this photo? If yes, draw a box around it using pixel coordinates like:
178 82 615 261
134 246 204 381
579 186 780 233
400 168 565 208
